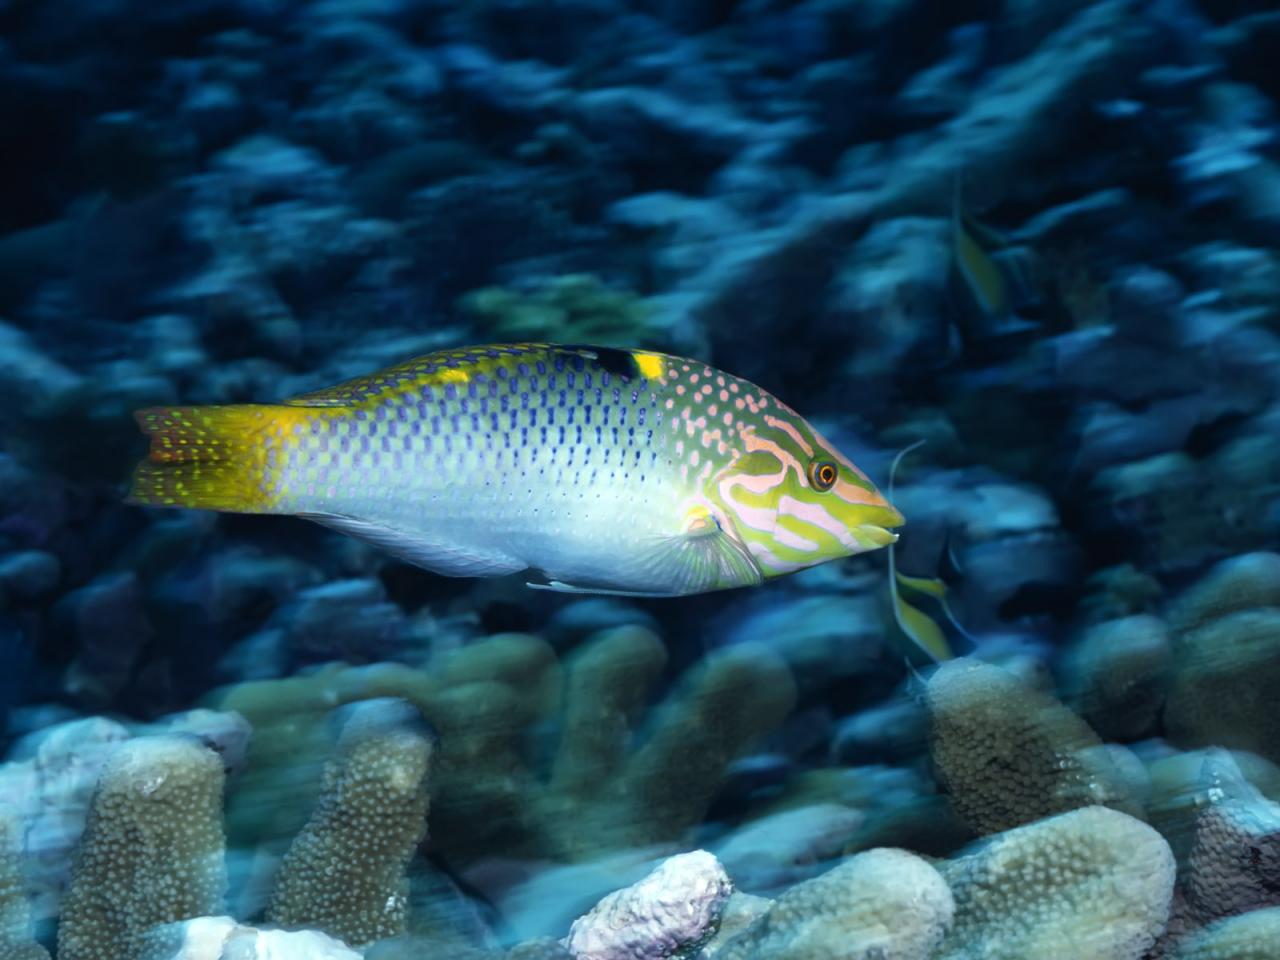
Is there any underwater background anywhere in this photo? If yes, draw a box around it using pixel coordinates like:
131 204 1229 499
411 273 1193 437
2 0 1280 957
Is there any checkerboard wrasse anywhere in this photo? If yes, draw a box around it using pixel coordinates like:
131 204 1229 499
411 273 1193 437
129 344 904 597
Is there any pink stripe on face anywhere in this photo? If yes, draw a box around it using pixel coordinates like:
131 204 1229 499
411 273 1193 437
779 494 849 548
763 415 814 458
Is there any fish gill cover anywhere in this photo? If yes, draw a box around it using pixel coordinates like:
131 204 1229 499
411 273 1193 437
0 0 1278 958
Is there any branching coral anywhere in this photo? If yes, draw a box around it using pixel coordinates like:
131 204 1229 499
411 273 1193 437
266 698 436 947
217 628 796 865
925 658 1140 834
936 806 1175 960
57 735 227 960
0 815 49 960
712 847 953 960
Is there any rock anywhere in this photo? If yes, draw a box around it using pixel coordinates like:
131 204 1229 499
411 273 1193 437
491 848 672 945
826 216 953 381
152 710 253 779
832 693 929 766
563 850 732 960
1175 82 1280 242
0 550 60 601
713 804 864 895
1165 609 1280 765
1060 615 1172 741
719 593 883 696
0 321 83 411
696 893 773 960
209 135 338 203
1089 453 1223 575
268 578 408 666
1168 552 1280 635
148 916 363 960
54 573 154 706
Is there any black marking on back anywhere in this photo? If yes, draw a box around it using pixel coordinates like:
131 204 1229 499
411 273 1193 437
562 345 639 381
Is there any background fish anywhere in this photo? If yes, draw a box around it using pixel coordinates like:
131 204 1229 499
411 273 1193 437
129 343 903 597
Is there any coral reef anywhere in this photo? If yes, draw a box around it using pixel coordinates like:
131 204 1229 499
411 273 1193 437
2 0 1280 956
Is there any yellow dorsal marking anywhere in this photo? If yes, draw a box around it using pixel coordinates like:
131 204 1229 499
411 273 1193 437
438 368 470 384
683 503 718 536
632 351 664 380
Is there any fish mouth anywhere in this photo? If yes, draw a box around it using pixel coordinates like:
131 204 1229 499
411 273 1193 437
856 524 900 548
850 502 905 550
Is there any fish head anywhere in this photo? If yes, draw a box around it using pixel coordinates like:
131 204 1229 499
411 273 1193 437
708 413 904 578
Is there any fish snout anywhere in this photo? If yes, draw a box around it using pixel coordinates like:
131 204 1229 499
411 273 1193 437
848 499 905 551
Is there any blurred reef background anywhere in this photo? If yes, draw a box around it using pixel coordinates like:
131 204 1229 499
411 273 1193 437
1 0 1280 957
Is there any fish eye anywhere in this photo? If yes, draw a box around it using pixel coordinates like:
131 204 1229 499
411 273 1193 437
809 460 838 491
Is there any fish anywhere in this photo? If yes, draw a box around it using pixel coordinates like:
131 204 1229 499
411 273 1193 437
129 343 905 597
883 442 966 663
950 178 1040 356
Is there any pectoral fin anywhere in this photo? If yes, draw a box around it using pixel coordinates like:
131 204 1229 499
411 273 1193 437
526 508 763 598
627 504 763 595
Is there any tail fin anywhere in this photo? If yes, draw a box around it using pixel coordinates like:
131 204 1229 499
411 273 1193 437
128 404 308 513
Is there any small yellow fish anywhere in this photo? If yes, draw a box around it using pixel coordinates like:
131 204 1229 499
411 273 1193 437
884 442 966 662
130 343 904 598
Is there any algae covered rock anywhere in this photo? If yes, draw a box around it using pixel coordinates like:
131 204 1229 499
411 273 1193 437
925 658 1140 834
937 806 1175 960
714 847 954 960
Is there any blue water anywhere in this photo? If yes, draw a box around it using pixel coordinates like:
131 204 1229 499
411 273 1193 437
1 1 1278 957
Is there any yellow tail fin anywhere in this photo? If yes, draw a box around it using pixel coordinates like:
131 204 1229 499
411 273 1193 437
128 404 307 513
